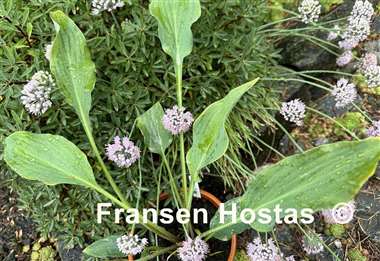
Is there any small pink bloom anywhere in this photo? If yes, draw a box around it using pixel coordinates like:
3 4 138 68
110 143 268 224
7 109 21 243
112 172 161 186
162 106 194 135
106 136 140 168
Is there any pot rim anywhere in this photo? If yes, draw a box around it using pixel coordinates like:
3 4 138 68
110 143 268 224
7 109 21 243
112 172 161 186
129 189 237 261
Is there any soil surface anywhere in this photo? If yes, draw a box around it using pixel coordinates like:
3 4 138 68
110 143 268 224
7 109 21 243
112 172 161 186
0 184 37 261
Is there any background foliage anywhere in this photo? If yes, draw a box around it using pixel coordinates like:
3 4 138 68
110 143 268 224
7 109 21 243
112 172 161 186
0 0 281 248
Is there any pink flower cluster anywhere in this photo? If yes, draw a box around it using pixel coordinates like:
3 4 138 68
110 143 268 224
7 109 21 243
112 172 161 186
116 234 148 256
366 120 380 137
246 237 282 261
162 106 194 135
106 136 140 168
177 237 209 261
302 231 324 255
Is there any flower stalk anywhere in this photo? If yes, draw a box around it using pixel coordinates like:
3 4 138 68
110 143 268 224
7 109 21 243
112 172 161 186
175 62 189 209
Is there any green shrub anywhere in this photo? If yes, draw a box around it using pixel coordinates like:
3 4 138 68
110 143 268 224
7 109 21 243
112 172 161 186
0 0 280 246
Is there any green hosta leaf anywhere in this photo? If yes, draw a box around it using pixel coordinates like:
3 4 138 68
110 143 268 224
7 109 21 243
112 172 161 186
83 235 125 258
210 138 380 240
186 78 259 181
4 132 97 188
50 10 95 126
149 0 201 65
137 102 172 155
209 197 250 241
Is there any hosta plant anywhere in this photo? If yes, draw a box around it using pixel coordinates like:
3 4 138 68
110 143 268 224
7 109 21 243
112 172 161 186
3 0 380 260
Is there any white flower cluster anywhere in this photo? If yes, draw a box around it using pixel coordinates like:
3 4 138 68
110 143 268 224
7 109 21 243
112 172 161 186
246 238 282 261
327 25 340 41
363 64 380 88
330 1 374 67
302 231 324 255
91 0 125 15
355 52 380 88
356 52 377 73
338 38 359 51
298 0 321 24
246 237 296 261
356 53 380 88
367 120 380 136
178 237 209 261
21 71 54 116
331 78 357 107
336 51 353 67
116 234 148 256
280 99 306 126
339 0 374 50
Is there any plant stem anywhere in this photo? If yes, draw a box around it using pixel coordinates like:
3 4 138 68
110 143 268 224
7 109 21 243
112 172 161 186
162 147 189 236
135 245 178 261
257 16 298 30
186 178 196 210
83 121 128 204
81 119 178 242
131 159 143 235
175 63 188 206
201 218 239 241
94 184 178 243
272 118 304 153
306 107 360 140
155 162 163 259
162 153 184 209
297 224 341 261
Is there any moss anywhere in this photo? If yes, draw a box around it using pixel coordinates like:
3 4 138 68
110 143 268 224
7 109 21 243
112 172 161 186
354 73 380 94
304 113 334 139
324 224 346 238
347 249 367 261
333 112 367 137
320 0 344 12
269 0 297 22
22 245 30 253
234 249 250 261
32 242 41 251
31 244 56 261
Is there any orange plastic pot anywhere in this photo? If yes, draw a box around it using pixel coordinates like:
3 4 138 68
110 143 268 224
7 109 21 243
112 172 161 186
129 189 237 261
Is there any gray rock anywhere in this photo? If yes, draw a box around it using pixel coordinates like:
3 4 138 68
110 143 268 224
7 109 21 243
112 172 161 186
279 134 307 155
356 186 380 242
272 71 306 101
57 241 82 261
315 94 363 117
371 16 380 35
280 35 337 70
314 138 330 146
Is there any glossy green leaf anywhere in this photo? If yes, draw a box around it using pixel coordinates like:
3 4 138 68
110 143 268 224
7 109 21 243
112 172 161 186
210 138 380 240
186 78 259 181
50 10 95 126
83 235 125 258
209 197 250 241
4 132 97 188
149 0 201 65
137 102 172 155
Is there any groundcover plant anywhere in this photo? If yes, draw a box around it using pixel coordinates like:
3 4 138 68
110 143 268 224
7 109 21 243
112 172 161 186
1 0 380 260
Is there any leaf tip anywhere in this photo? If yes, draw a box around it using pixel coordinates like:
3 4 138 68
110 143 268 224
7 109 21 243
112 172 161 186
50 10 68 27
